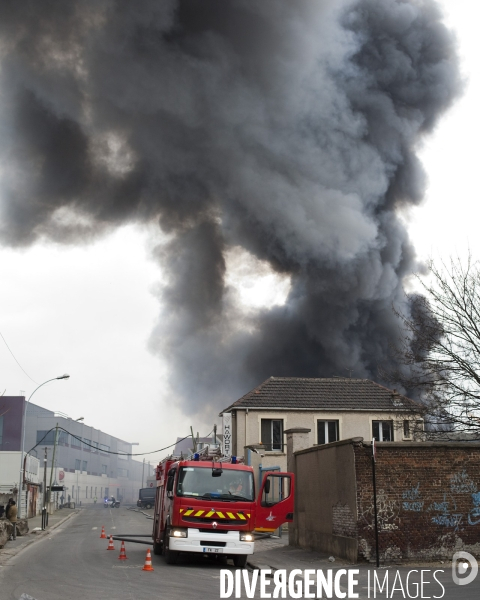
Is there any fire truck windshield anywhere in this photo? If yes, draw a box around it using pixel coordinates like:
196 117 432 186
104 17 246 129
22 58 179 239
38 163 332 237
176 467 254 501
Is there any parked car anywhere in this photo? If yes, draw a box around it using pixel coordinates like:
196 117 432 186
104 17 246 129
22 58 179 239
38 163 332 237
137 487 156 509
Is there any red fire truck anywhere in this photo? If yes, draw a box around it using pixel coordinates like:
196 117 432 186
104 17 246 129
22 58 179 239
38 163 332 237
152 451 294 567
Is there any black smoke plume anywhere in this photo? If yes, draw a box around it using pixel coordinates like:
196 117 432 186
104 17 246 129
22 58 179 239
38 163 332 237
0 1 460 413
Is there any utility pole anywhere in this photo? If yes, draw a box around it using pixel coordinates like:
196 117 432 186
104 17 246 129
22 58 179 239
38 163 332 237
213 424 217 446
48 423 59 505
142 458 145 488
190 426 197 452
42 447 48 529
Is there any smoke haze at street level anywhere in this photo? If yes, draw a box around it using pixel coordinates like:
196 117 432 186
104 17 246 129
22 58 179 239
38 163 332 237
0 1 460 415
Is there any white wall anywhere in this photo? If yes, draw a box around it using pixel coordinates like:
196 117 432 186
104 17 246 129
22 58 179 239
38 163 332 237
39 466 144 506
0 451 41 517
233 409 422 472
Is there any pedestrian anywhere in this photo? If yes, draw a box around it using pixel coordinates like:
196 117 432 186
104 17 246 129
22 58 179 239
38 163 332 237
5 498 14 520
93 496 97 504
8 500 18 540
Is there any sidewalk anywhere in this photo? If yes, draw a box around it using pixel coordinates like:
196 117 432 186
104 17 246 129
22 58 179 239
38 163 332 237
248 536 448 572
0 507 79 564
248 535 351 572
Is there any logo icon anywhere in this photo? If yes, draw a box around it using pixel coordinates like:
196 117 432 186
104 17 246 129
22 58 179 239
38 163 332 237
452 551 478 585
212 521 218 529
266 511 276 522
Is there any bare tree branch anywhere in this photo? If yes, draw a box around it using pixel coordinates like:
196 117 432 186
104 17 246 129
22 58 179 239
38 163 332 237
381 253 480 440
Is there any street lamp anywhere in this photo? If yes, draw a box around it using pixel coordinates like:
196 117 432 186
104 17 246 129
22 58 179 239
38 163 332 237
75 417 84 506
18 374 70 519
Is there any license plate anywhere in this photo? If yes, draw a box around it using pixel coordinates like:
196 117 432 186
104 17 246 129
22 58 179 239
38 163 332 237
203 547 223 553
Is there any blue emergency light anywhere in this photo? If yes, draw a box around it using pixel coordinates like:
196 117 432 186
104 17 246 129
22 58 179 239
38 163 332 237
231 456 237 464
194 453 200 461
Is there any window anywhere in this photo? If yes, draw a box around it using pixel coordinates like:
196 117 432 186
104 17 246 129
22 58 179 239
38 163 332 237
85 486 88 498
91 441 99 453
75 459 81 471
261 474 292 507
403 420 411 438
117 468 129 478
177 466 254 501
317 420 339 445
36 430 56 445
82 438 91 451
100 443 110 454
102 465 107 474
57 431 69 446
372 421 394 442
82 461 88 471
0 415 3 445
261 419 284 451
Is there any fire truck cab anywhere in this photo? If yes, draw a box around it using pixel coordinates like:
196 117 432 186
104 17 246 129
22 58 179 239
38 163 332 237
152 452 294 567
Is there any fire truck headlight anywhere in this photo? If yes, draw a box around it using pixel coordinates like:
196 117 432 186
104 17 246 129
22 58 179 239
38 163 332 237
240 532 254 542
171 528 188 538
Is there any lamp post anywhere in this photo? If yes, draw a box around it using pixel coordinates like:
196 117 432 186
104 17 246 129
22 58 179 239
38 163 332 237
18 374 70 519
75 417 84 506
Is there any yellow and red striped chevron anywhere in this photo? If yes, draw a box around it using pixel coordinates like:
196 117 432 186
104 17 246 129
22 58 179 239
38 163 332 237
180 508 250 520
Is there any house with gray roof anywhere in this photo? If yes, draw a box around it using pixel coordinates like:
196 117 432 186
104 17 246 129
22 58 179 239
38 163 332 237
220 377 423 472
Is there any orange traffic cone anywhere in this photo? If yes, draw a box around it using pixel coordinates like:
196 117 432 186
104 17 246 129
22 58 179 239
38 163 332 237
142 548 154 571
100 526 107 539
118 540 128 560
107 535 115 550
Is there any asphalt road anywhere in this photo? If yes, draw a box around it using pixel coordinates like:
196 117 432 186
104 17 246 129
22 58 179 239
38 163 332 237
0 504 254 600
1 505 479 600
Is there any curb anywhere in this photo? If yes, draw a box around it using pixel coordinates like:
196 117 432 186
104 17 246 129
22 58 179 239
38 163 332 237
0 510 80 564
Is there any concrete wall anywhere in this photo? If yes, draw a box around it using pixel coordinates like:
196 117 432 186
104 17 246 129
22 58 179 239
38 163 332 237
24 407 133 479
290 439 359 563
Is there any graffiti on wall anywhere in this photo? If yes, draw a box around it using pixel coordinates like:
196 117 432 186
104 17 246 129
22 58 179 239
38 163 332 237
450 470 477 494
399 471 480 532
402 482 424 512
468 492 480 525
361 489 399 531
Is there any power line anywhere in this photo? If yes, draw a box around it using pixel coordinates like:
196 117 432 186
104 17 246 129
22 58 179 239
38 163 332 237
27 427 199 458
0 330 38 384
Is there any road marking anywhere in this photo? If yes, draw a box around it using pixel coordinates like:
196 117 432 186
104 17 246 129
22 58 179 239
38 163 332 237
92 527 98 530
111 526 116 529
112 565 142 569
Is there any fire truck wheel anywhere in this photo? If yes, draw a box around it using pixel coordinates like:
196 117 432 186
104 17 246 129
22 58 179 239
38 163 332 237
163 528 179 565
153 540 162 555
233 555 248 568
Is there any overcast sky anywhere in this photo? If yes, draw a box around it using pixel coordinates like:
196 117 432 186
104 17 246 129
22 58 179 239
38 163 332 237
0 0 477 459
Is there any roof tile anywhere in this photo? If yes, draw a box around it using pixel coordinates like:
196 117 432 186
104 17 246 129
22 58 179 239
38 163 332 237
221 377 419 412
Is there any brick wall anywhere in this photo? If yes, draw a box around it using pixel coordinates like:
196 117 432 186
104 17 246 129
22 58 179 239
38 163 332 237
354 442 480 562
290 438 480 562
